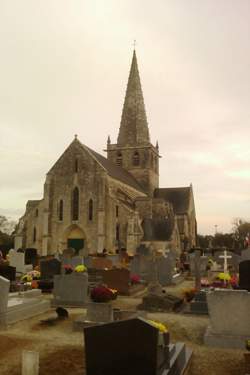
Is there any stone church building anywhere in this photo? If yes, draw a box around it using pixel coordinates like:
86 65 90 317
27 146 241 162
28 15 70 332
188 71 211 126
15 51 197 255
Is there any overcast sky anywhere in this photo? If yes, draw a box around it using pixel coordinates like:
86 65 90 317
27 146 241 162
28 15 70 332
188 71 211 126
0 0 250 235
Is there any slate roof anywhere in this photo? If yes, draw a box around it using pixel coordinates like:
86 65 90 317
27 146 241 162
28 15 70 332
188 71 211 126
84 145 145 193
154 187 191 214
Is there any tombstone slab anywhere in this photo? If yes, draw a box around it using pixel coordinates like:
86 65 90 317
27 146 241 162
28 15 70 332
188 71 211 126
204 289 250 348
84 318 192 375
52 273 88 307
0 276 10 328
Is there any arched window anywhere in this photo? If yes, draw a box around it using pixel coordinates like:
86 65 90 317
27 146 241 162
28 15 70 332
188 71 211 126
133 151 140 166
59 200 63 221
72 187 79 221
116 224 120 241
35 208 39 217
116 152 122 167
74 159 78 173
33 227 37 242
116 205 119 218
89 199 93 221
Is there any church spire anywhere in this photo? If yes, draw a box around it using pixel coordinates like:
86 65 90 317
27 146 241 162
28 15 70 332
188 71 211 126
117 50 150 146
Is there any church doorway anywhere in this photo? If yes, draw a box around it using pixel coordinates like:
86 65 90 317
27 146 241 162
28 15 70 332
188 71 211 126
64 225 85 255
67 238 84 253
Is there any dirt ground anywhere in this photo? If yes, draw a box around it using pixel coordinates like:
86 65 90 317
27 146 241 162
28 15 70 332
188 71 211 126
0 281 246 375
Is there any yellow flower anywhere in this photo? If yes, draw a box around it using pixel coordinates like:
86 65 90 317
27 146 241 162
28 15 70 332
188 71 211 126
21 274 32 282
217 272 231 281
147 320 168 333
75 264 87 273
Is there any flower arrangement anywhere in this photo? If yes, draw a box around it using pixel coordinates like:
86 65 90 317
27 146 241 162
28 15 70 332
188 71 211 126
201 278 210 287
64 265 73 274
230 275 238 288
217 272 231 282
75 264 87 273
91 285 118 303
147 320 168 333
21 270 41 282
130 274 140 285
182 287 196 302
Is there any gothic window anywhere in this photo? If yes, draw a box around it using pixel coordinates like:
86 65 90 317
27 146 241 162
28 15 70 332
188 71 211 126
35 208 38 217
89 199 93 221
74 159 78 173
133 151 140 166
59 200 63 221
33 227 37 242
116 152 122 167
116 224 120 241
116 205 119 218
72 187 79 221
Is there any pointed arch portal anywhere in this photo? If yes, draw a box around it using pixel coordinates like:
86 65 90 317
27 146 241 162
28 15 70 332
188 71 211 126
64 225 85 254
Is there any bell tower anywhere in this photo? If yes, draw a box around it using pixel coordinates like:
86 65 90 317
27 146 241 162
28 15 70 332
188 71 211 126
106 50 160 196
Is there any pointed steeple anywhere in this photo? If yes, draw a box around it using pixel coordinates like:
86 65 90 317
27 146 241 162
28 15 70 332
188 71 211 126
117 50 150 146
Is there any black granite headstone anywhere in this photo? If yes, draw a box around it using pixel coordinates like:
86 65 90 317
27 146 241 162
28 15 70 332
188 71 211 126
0 265 16 281
84 318 169 375
239 260 250 291
25 248 38 267
40 258 61 280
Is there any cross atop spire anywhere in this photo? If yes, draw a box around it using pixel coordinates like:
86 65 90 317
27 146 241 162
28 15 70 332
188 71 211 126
117 50 150 146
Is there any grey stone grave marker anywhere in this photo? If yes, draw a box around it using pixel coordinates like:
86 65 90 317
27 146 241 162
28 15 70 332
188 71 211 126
52 273 88 306
204 289 250 348
0 276 10 328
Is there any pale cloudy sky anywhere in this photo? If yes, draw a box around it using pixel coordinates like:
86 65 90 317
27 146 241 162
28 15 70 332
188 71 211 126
0 0 250 234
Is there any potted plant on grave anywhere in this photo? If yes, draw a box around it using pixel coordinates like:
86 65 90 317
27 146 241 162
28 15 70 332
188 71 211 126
130 274 141 285
74 264 87 273
63 264 73 274
91 285 118 303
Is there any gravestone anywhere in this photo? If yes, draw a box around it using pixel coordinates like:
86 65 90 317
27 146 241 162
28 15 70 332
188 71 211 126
204 289 250 348
239 260 250 291
0 276 10 327
102 268 130 295
25 248 38 267
241 248 250 262
40 258 61 280
190 290 208 314
156 255 174 286
92 257 113 270
52 273 88 306
130 254 151 280
189 252 208 279
85 302 113 323
106 254 120 266
62 248 75 258
214 250 239 273
71 256 85 268
9 250 32 274
136 244 150 256
0 265 16 281
84 318 192 375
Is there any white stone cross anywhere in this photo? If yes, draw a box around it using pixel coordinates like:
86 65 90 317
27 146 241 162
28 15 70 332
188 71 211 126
219 250 232 275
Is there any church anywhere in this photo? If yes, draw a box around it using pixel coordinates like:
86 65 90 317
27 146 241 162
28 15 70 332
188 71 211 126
15 50 197 255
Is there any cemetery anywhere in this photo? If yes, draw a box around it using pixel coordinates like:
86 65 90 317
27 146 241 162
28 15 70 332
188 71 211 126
1 5 249 373
0 243 250 374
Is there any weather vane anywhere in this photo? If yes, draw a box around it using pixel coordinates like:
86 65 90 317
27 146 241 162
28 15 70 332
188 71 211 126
133 39 137 50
